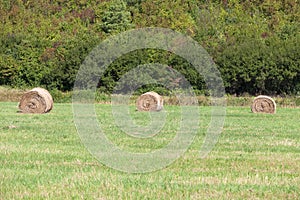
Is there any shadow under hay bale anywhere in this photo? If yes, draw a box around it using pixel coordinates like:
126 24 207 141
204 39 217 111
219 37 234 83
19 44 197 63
18 87 53 114
251 95 276 114
136 91 163 111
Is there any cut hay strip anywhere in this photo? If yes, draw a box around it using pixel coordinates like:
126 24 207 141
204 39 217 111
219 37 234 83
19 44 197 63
251 95 276 114
136 91 163 111
18 87 53 114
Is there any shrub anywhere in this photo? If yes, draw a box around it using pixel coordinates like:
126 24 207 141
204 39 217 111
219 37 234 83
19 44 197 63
216 35 300 95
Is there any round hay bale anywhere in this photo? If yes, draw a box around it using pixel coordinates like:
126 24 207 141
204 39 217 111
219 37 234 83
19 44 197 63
251 95 276 114
18 87 53 114
136 91 163 111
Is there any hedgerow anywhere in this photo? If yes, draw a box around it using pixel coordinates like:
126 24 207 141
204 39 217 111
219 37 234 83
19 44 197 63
0 0 299 95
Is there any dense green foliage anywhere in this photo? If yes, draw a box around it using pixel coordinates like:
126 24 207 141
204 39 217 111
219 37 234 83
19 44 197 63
0 0 299 95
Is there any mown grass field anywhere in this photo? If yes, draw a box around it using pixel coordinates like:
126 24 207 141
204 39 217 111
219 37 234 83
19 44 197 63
0 102 299 199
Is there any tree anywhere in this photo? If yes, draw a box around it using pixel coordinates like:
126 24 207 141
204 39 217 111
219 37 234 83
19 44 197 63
100 0 133 34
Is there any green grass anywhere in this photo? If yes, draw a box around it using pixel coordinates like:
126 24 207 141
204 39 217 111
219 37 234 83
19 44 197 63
0 102 299 199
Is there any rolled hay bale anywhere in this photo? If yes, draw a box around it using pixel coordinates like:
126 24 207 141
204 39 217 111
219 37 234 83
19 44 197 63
18 87 53 114
136 91 163 111
251 95 276 114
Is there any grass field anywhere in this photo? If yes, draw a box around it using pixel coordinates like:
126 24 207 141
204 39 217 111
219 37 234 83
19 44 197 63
0 102 299 199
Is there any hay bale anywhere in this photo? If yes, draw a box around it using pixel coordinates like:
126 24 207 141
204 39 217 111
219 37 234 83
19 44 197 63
136 91 163 111
251 95 276 114
18 87 53 114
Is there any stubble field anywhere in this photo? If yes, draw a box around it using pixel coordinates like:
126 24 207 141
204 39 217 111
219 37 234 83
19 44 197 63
0 102 299 199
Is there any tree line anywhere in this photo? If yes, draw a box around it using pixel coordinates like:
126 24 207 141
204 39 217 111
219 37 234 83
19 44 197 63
0 0 299 95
